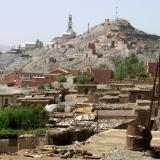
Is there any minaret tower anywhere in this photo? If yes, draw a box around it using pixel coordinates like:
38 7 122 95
67 15 73 33
63 15 76 39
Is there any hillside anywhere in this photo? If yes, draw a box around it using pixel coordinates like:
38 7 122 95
1 18 160 73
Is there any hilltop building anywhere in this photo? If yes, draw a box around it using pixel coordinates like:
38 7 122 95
62 15 76 39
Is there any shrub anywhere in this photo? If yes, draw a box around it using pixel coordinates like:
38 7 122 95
38 83 45 90
74 75 91 84
58 75 67 82
0 105 48 130
98 63 108 69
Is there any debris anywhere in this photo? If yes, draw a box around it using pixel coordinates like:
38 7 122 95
84 155 101 159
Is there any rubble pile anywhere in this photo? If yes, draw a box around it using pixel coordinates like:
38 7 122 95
55 118 127 131
97 119 127 130
72 119 128 131
18 145 100 159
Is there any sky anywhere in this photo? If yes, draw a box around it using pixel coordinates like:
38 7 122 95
0 0 160 46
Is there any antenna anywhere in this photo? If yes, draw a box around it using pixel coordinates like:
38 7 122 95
115 0 118 19
88 23 90 33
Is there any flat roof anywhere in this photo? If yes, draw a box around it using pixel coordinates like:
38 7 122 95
18 96 54 100
76 84 97 87
94 103 136 110
21 100 49 103
99 95 119 100
0 85 30 95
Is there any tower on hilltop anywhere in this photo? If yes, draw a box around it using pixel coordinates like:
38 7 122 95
67 15 73 32
62 15 76 39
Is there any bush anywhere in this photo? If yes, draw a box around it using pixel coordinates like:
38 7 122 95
114 54 146 80
114 62 128 80
47 83 54 89
0 105 48 130
58 75 67 82
98 63 108 69
38 83 45 90
74 75 91 84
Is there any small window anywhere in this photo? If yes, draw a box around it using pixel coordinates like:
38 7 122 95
85 88 88 95
138 95 142 99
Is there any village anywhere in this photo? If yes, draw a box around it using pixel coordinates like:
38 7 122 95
0 9 160 160
0 52 160 159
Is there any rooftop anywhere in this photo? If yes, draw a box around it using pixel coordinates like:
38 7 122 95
0 85 30 95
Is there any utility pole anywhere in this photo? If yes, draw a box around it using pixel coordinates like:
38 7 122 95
115 0 119 19
158 53 160 110
148 53 160 130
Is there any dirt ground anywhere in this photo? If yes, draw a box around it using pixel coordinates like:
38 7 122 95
0 155 60 160
1 129 160 160
0 155 84 160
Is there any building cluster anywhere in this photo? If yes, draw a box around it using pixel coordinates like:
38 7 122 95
0 68 79 87
9 15 77 54
0 66 112 107
0 59 158 108
10 40 44 53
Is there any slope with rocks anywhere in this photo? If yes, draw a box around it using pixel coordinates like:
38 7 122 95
1 18 160 73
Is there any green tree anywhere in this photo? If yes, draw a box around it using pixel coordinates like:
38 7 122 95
74 74 91 84
114 54 146 80
126 53 139 64
58 75 67 82
132 62 146 78
114 62 128 80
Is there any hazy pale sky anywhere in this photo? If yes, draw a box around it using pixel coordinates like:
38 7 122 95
0 0 159 46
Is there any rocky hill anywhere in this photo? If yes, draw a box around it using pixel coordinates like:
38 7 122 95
1 18 160 73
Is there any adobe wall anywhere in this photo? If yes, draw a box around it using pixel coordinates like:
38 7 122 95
0 139 18 153
0 134 47 153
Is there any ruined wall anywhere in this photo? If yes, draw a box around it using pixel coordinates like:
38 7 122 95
129 91 152 103
47 129 95 146
0 134 47 153
18 135 37 150
0 136 18 153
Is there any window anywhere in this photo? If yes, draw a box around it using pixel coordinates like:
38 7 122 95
4 98 9 105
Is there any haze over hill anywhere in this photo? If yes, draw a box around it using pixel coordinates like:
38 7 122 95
0 45 11 52
0 18 160 73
